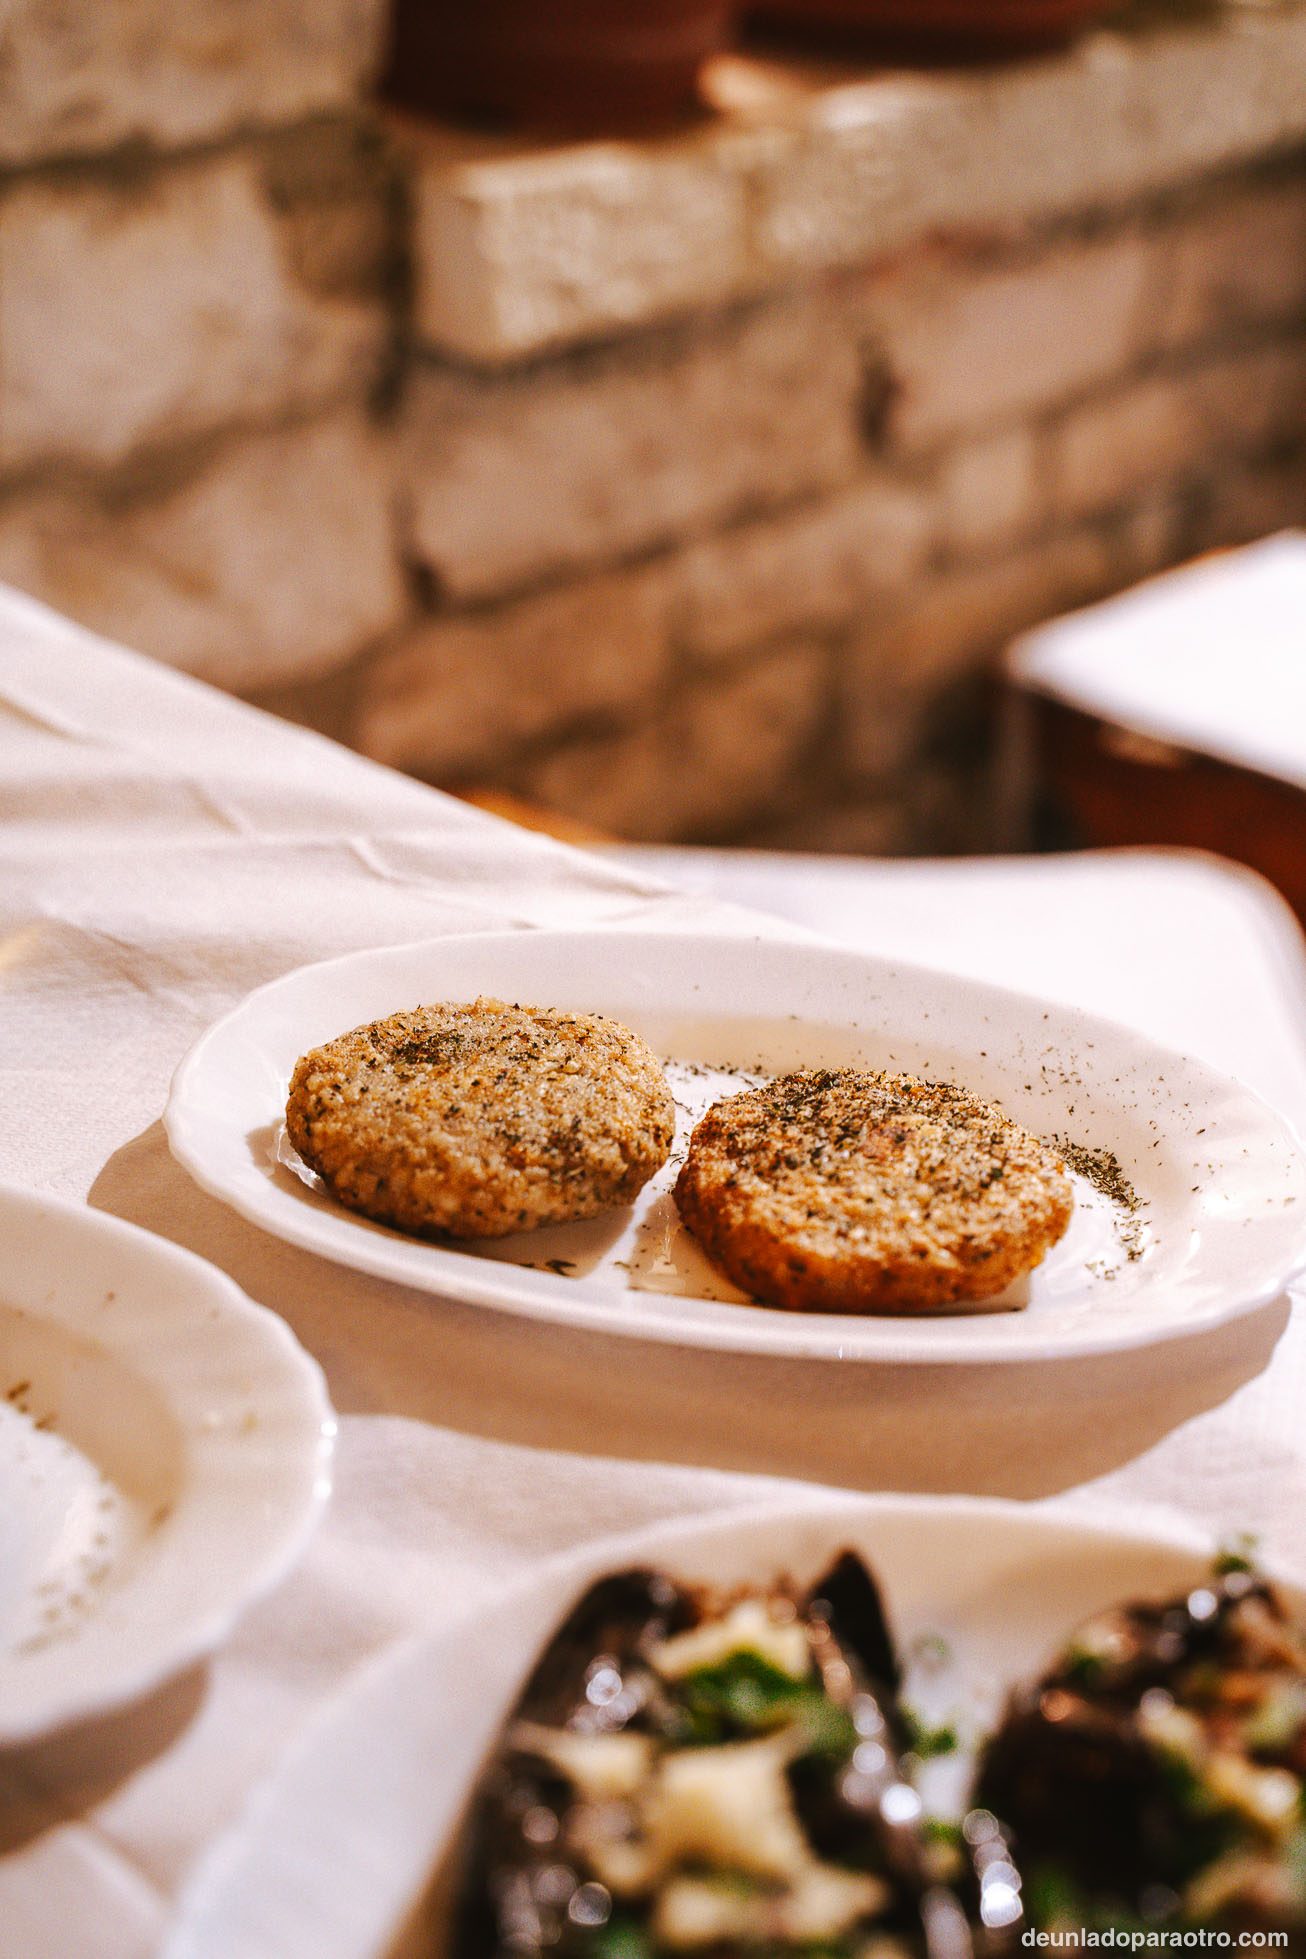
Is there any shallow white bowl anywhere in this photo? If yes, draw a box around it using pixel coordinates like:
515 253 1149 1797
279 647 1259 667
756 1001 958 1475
165 928 1306 1364
0 1182 335 1744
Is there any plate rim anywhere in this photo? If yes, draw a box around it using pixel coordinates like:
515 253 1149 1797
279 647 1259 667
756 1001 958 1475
0 1180 336 1745
165 926 1306 1367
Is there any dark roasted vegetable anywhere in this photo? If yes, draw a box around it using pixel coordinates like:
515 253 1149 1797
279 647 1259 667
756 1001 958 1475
451 1555 1017 1958
977 1569 1306 1943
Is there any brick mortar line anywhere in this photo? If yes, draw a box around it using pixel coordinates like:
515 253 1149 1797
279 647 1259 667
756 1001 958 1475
356 437 1306 765
0 107 382 199
386 321 1306 621
396 149 1306 385
256 432 1305 841
1 299 1300 594
0 387 383 510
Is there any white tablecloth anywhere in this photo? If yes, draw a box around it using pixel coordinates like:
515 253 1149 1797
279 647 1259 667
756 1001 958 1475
3 585 1306 1958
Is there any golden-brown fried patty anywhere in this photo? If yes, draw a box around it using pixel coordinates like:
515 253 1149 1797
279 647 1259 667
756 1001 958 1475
673 1068 1073 1314
286 997 675 1240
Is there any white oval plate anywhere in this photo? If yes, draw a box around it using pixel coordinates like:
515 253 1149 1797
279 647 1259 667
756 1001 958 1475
165 929 1306 1365
167 1494 1296 1959
0 1183 335 1744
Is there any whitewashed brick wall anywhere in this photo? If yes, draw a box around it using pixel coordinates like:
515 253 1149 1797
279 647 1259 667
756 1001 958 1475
2 1 1306 849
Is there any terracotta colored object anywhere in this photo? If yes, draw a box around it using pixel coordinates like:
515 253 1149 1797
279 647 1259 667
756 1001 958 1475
750 0 1117 56
383 0 738 136
1027 695 1306 926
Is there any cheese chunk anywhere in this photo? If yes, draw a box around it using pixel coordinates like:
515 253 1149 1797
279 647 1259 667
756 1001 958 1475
649 1600 811 1683
645 1733 810 1881
510 1722 653 1801
653 1863 889 1948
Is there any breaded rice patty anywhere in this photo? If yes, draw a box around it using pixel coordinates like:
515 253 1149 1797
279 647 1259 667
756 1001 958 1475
674 1067 1073 1314
286 997 675 1240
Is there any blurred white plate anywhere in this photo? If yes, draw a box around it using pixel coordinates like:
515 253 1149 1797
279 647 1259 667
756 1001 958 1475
165 929 1306 1364
0 1183 335 1744
167 1494 1291 1959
